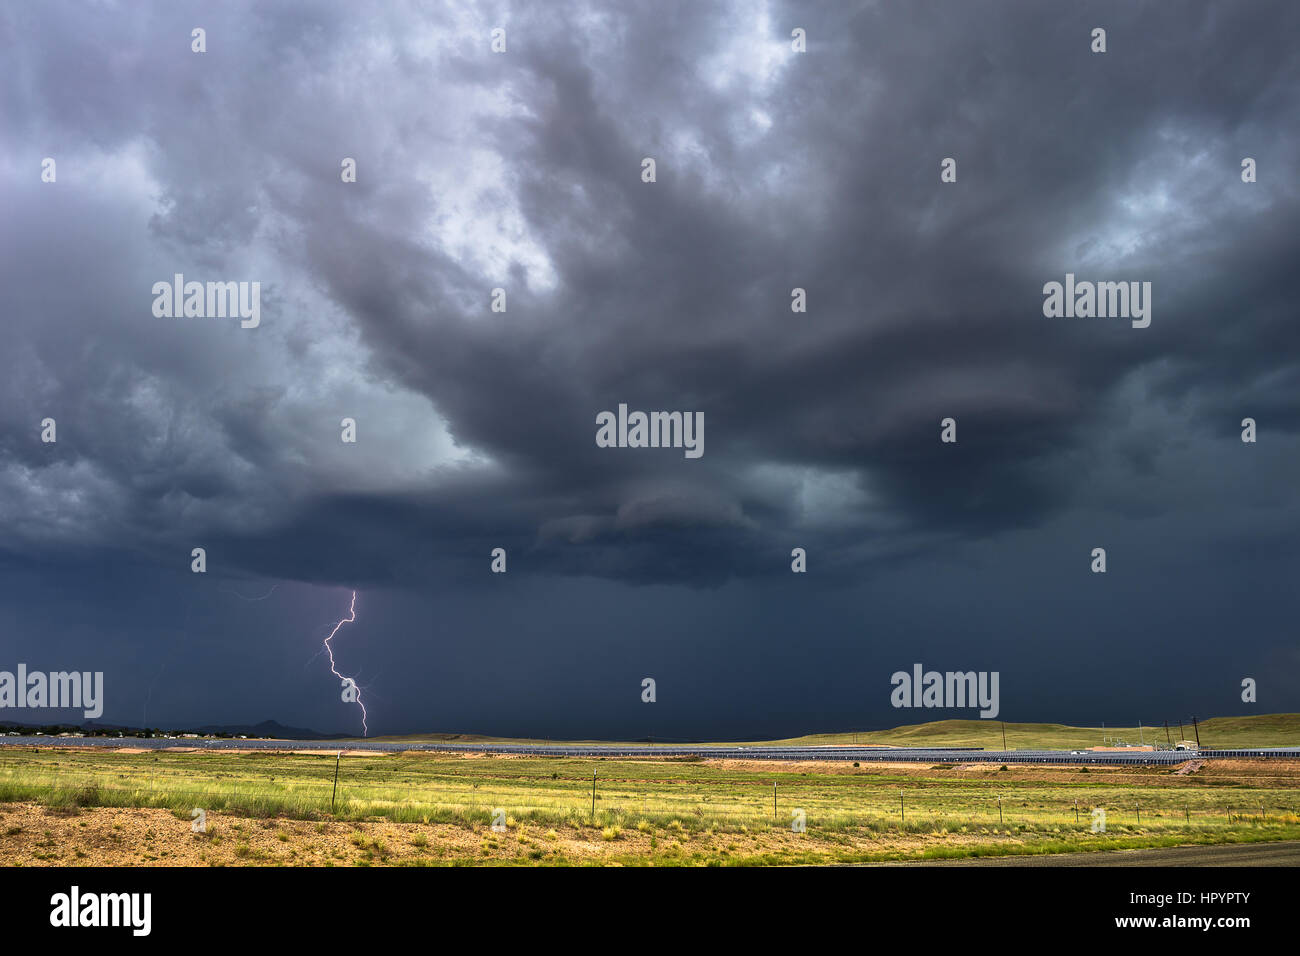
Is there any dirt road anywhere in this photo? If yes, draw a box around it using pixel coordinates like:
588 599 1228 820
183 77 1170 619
885 841 1300 866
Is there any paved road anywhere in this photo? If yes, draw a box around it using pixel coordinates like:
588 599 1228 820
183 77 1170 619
884 841 1300 866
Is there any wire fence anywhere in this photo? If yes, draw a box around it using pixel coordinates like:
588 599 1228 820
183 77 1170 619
2 763 1297 831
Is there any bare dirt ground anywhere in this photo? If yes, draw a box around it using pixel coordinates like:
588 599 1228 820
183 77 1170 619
0 801 1038 866
87 747 393 759
0 802 630 866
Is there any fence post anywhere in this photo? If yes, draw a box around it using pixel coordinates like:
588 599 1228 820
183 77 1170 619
331 751 341 811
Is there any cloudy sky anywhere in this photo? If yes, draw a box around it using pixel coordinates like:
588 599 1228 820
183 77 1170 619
1 0 1298 739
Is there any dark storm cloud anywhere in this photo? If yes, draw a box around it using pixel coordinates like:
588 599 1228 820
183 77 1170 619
2 1 1299 734
4 0 1298 587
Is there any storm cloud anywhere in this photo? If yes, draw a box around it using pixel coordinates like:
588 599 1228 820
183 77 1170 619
1 1 1298 737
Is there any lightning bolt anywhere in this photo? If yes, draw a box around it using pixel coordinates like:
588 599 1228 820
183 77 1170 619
324 590 368 736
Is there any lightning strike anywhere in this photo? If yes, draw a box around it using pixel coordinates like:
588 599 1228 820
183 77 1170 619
324 590 368 736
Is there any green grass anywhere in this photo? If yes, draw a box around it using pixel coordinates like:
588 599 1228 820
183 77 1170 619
1 747 1297 835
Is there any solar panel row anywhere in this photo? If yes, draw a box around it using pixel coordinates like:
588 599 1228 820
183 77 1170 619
2 736 1296 765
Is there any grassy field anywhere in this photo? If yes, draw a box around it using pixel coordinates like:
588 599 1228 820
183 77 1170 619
2 744 1300 865
363 713 1300 750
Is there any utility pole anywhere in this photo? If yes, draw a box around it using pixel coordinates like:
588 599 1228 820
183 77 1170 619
1138 720 1144 746
1001 721 1007 752
591 768 596 823
1164 721 1172 747
1192 716 1201 749
1178 719 1185 741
